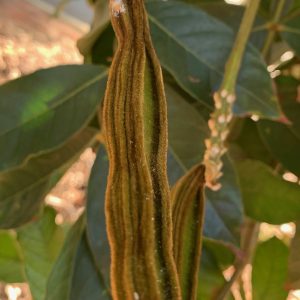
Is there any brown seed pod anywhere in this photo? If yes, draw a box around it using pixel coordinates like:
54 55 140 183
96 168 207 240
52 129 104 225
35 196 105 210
102 1 181 299
172 164 206 300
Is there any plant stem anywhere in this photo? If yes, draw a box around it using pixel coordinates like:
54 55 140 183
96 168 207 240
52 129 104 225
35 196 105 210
261 0 286 58
216 220 260 300
221 0 262 93
203 0 261 190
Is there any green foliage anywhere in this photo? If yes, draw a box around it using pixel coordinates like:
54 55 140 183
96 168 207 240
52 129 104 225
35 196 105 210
17 207 65 300
0 0 300 299
288 222 300 290
0 231 25 283
252 238 289 300
236 159 300 224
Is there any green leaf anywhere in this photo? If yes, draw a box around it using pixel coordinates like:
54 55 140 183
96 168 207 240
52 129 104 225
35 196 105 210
194 2 267 50
77 0 112 64
146 1 279 117
258 119 300 177
86 145 110 288
287 221 300 290
45 215 109 300
198 246 229 300
0 230 25 283
69 232 110 300
0 127 96 229
252 237 289 300
17 207 65 300
236 159 300 224
166 84 243 244
0 64 107 172
202 238 236 269
166 83 207 172
45 215 84 300
231 118 274 165
90 25 115 65
276 75 300 138
281 11 300 56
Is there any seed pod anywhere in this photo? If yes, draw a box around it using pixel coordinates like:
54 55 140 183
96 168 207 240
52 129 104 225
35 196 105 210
102 1 181 299
172 164 206 300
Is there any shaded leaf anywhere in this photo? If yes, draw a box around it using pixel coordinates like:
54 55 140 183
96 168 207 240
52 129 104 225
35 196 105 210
69 232 110 300
202 238 236 269
0 64 107 172
236 159 300 224
258 119 300 177
288 221 300 290
198 246 229 300
86 145 110 288
195 2 267 50
0 230 25 283
17 207 65 300
281 11 300 56
146 1 279 117
166 83 207 172
231 118 274 165
45 215 109 300
77 0 111 63
276 75 300 138
45 215 85 300
252 237 289 300
166 84 243 243
90 24 115 66
0 127 96 229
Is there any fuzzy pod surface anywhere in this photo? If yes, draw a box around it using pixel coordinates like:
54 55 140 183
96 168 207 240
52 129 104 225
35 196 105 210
172 164 206 300
102 1 181 299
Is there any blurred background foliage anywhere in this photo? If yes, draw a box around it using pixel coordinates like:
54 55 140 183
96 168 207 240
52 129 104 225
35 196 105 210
0 0 300 299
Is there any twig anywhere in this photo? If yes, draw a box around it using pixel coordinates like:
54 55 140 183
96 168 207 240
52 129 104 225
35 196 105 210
203 0 261 190
261 0 286 58
216 220 260 300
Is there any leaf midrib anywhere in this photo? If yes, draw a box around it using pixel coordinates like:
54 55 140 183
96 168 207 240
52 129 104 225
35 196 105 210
1 71 107 136
0 130 96 201
147 8 277 115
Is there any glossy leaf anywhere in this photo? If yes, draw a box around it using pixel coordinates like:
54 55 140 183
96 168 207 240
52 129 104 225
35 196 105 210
258 119 300 177
236 159 300 224
252 237 289 300
45 215 84 300
69 232 110 300
0 230 25 283
17 207 65 300
45 215 109 300
146 1 279 117
287 221 300 290
0 64 107 172
86 145 110 288
0 127 96 229
195 2 267 50
166 83 207 172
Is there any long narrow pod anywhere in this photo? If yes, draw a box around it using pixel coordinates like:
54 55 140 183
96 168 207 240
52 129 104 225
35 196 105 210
102 0 181 299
